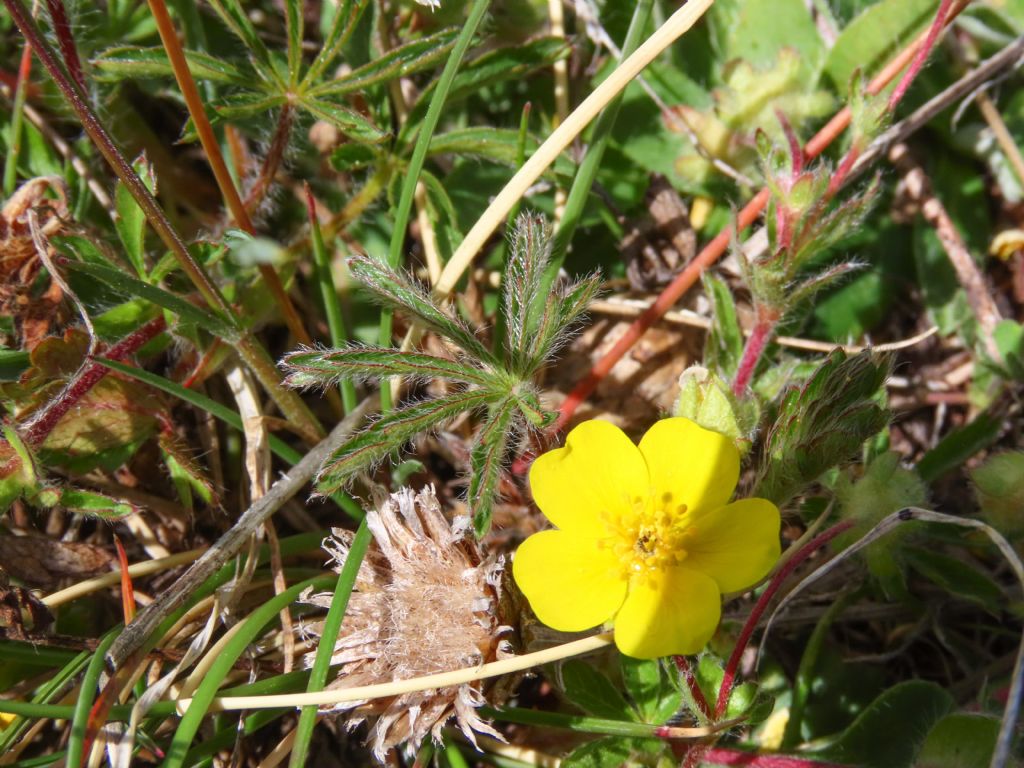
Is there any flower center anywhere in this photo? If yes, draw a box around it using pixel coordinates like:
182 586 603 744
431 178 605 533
599 491 691 580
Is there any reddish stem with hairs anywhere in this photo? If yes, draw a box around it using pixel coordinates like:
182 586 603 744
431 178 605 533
20 316 167 447
673 654 712 719
702 748 850 767
42 0 86 94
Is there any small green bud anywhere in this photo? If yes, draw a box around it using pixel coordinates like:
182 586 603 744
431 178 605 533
971 452 1024 537
675 366 750 453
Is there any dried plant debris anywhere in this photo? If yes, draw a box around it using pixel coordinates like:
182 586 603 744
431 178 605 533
302 486 512 760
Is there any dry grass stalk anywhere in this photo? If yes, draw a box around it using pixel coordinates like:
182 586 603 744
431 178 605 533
302 486 511 760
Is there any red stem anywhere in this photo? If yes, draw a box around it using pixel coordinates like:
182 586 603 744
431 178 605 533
714 520 855 719
553 0 969 432
42 0 86 94
888 0 953 112
731 315 775 396
673 654 711 718
20 316 167 447
702 748 850 767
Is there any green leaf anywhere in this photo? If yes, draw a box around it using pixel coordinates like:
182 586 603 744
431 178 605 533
503 214 551 368
33 486 135 518
92 46 249 85
993 319 1024 379
728 0 826 79
159 432 215 512
284 0 303 83
904 547 1004 612
310 28 458 98
317 389 496 494
916 714 1000 768
281 345 492 388
113 152 156 278
62 260 237 339
702 274 743 380
468 397 516 537
0 425 39 511
299 97 388 145
620 657 682 725
916 409 1003 482
756 350 890 505
347 254 492 361
303 0 370 84
814 681 954 768
205 0 278 80
329 143 379 172
561 736 665 768
406 38 570 130
825 0 939 89
562 660 636 720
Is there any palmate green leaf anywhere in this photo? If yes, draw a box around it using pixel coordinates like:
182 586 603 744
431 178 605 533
317 389 497 494
299 97 388 145
347 255 493 361
405 37 571 131
92 46 249 85
620 657 682 726
468 396 516 537
281 345 492 388
62 260 237 339
309 28 458 98
520 272 601 374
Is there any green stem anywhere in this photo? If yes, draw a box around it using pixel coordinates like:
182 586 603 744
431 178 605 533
66 629 119 768
378 0 491 411
480 706 674 739
288 521 371 767
780 589 858 749
547 0 654 270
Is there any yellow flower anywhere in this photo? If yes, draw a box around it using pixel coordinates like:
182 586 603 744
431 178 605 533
512 417 781 658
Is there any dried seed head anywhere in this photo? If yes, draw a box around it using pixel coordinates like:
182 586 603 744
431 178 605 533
302 486 511 760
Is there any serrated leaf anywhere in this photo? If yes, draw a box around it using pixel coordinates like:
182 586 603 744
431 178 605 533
814 681 954 768
92 46 249 85
728 0 825 78
756 350 890 505
62 260 237 339
561 737 665 768
317 389 496 494
561 660 637 721
468 397 516 537
620 657 682 725
114 152 156 278
300 97 388 145
347 254 492 361
310 28 458 98
0 425 39 511
282 345 492 388
503 214 551 368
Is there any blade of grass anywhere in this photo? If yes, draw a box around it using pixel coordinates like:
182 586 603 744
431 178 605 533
66 629 119 768
163 574 336 768
378 0 491 411
305 183 358 413
2 42 32 195
288 520 371 766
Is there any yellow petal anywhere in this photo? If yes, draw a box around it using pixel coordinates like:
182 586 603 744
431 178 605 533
638 417 739 515
685 498 781 593
613 566 721 658
530 419 648 536
512 530 627 632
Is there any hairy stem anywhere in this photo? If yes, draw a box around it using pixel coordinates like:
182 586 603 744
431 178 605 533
20 316 167 447
42 0 85 93
732 311 778 396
